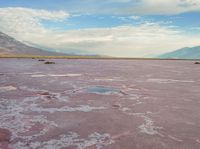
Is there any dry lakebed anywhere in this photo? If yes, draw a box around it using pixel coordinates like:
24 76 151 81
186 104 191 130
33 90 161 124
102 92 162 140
0 58 200 149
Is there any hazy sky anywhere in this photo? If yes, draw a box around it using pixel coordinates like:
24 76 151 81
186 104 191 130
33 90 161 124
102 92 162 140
0 0 200 57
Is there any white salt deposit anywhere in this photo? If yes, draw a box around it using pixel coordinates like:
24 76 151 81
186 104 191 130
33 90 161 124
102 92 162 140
0 86 17 92
31 74 46 77
31 74 82 78
119 107 162 136
138 116 159 135
30 105 106 113
196 139 200 144
12 132 114 149
147 78 195 83
0 96 107 149
168 135 183 142
94 77 124 82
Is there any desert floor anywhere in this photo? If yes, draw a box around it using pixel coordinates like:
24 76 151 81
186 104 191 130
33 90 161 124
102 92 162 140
0 58 200 149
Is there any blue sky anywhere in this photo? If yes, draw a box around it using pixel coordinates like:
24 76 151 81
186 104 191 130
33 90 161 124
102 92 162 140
0 0 200 57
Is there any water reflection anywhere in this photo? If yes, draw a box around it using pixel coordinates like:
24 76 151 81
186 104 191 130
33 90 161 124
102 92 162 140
86 86 119 95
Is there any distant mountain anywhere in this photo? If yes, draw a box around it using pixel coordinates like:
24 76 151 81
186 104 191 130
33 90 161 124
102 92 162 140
0 32 69 56
27 42 96 56
158 46 200 59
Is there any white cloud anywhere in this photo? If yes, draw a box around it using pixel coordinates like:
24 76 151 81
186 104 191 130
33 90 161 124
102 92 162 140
70 0 200 15
116 15 141 21
129 16 141 20
113 0 200 15
191 27 200 30
55 24 199 57
0 7 69 36
0 7 200 57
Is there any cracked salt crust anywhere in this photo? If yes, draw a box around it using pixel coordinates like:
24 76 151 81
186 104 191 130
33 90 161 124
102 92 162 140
19 86 69 102
119 107 162 136
0 92 106 148
12 132 114 149
0 98 58 141
30 105 106 113
138 116 160 135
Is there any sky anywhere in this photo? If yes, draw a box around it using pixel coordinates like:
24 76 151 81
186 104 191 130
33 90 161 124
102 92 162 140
0 0 200 57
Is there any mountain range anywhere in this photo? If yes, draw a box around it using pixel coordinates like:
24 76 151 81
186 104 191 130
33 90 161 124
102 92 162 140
0 32 72 56
0 31 200 59
158 46 200 59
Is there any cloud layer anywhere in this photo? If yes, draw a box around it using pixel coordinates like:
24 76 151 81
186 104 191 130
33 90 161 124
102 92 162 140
132 0 200 15
0 7 200 57
0 7 69 35
66 0 200 15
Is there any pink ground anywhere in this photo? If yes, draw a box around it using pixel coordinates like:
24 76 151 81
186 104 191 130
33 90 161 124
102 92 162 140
0 58 200 149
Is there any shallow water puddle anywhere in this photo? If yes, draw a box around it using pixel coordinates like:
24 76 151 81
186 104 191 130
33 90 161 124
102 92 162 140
86 86 119 95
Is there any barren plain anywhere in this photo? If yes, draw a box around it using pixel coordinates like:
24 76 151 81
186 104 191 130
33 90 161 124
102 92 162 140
0 58 200 149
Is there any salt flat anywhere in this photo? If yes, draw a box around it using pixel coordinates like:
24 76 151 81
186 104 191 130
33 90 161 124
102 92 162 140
0 58 200 149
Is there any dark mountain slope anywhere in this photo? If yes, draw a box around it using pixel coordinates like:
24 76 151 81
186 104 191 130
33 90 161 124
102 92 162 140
0 32 66 56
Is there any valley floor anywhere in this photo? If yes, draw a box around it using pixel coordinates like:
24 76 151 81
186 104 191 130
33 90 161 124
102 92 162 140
0 58 200 149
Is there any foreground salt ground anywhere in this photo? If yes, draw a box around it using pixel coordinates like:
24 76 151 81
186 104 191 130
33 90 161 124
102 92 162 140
0 59 200 149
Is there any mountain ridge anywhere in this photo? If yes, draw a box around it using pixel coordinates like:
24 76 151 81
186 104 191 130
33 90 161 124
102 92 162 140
0 32 71 56
158 46 200 59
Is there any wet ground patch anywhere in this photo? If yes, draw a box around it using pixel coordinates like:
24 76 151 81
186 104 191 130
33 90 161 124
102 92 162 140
86 86 120 95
